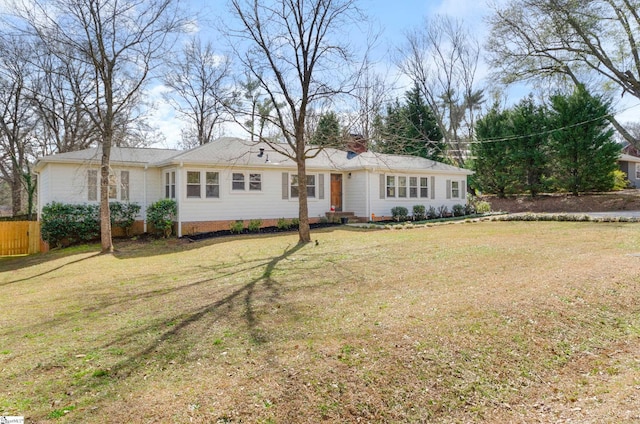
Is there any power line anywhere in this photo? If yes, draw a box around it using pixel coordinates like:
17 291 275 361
465 102 640 145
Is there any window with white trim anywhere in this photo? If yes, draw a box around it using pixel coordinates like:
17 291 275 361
187 171 201 198
386 175 396 197
88 170 98 201
249 173 262 191
206 172 219 198
398 176 407 198
291 174 316 198
451 181 460 198
120 171 129 201
165 171 176 199
108 173 118 199
409 177 418 198
420 177 429 198
232 173 245 190
635 163 640 180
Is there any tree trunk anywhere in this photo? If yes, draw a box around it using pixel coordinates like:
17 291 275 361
100 144 113 253
296 145 311 244
10 172 22 216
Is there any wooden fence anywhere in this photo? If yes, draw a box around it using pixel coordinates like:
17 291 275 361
0 221 41 256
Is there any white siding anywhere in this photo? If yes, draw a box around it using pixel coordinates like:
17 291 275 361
177 167 332 222
367 172 467 218
39 163 150 219
343 171 368 217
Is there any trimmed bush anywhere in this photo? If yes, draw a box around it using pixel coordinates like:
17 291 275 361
110 202 141 236
147 199 177 237
452 204 466 217
248 219 262 232
230 220 245 234
391 206 409 221
437 205 449 218
427 206 438 220
413 205 426 221
277 217 291 230
474 200 491 214
41 202 100 247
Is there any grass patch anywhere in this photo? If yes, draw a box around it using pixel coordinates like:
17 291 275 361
1 222 640 422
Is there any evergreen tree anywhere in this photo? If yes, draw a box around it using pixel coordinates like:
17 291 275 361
312 112 342 146
472 104 514 197
549 86 619 194
375 85 444 161
510 97 549 196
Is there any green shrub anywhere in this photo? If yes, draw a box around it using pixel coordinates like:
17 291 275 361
427 206 438 220
452 204 465 217
474 200 491 214
248 219 262 232
464 203 476 215
412 205 426 220
291 217 300 228
109 202 141 236
41 202 100 247
391 206 409 221
146 199 177 237
277 217 291 230
230 220 245 234
612 169 630 191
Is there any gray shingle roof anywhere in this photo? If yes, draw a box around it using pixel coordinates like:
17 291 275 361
36 137 472 175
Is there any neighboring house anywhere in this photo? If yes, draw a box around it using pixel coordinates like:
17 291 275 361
34 137 473 236
618 153 640 188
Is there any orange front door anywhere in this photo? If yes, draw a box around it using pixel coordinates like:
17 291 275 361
330 174 343 212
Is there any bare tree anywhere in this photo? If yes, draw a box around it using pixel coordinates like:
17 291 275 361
486 0 640 146
16 0 185 252
399 15 484 167
227 0 366 243
0 35 37 216
30 42 99 155
164 37 235 149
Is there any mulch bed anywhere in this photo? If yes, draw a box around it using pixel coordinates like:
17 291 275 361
182 222 342 241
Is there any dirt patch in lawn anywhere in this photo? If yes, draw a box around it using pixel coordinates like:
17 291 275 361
483 189 640 213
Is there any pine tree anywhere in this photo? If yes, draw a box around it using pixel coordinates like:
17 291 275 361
549 86 619 194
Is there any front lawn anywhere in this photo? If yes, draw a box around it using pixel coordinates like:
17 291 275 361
1 222 639 423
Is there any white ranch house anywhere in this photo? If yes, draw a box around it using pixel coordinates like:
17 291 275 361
34 137 473 236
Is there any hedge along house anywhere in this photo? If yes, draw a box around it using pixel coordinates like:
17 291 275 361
34 137 473 236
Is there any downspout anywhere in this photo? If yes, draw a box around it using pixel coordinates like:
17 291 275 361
365 169 371 221
177 162 183 237
143 165 148 233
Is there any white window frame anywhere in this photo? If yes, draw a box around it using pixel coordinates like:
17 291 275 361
451 181 460 198
386 175 396 198
88 169 98 201
120 171 129 201
165 171 176 199
409 177 418 198
420 177 429 198
205 171 220 198
635 163 640 180
232 172 246 191
186 171 201 198
249 173 262 191
398 176 407 198
291 174 316 198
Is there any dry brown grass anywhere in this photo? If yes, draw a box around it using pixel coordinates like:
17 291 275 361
1 222 640 423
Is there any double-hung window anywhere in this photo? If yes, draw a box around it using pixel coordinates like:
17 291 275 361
291 174 316 198
420 177 429 198
232 173 245 190
249 173 262 191
187 171 201 198
398 176 407 198
386 176 396 197
451 181 460 198
409 177 418 198
88 170 98 201
206 172 219 198
165 171 176 199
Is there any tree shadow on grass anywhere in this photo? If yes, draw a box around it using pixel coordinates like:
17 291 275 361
0 251 101 286
102 242 305 377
